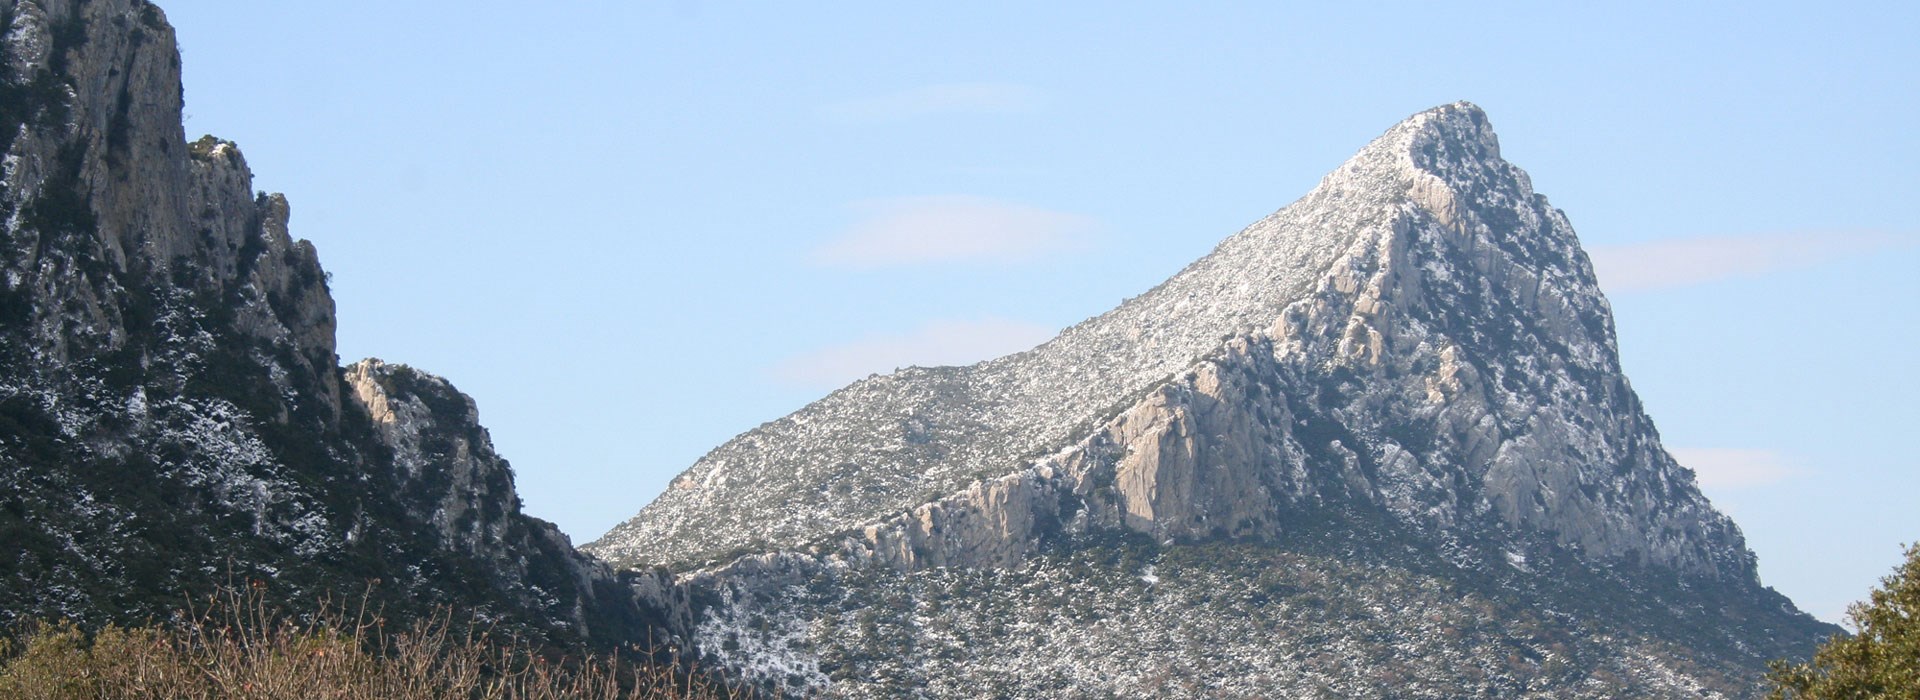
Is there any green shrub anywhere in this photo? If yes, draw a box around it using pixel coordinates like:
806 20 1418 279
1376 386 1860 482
1768 543 1920 698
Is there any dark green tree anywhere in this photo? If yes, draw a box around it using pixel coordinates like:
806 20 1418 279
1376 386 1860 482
1768 543 1920 698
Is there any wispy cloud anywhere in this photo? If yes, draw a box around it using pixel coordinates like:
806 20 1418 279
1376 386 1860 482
1669 447 1798 489
819 82 1043 123
811 195 1095 267
1588 231 1915 294
769 318 1056 390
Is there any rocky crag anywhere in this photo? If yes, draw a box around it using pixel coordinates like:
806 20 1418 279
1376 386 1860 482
0 0 657 645
591 104 1837 696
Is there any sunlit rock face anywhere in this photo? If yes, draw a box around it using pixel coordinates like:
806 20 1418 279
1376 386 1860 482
595 104 1833 697
596 103 1747 582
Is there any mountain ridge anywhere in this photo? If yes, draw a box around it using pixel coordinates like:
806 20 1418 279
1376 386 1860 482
590 101 1749 583
587 102 1479 567
583 101 1829 696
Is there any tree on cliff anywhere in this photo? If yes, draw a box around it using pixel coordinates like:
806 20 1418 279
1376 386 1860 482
1768 543 1920 698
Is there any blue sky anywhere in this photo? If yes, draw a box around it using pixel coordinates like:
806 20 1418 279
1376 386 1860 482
160 2 1916 623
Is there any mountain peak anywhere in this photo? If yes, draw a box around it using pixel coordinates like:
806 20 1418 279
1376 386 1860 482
1401 100 1494 141
1319 101 1497 177
594 102 1828 697
1384 100 1497 161
591 103 1747 585
1306 101 1513 232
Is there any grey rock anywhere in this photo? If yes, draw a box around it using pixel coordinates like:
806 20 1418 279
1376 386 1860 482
593 103 1749 582
600 103 1832 696
0 0 658 647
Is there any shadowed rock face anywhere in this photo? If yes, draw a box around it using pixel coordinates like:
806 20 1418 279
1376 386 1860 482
592 102 1749 584
0 0 657 646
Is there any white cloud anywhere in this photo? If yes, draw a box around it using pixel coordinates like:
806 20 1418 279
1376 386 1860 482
819 82 1042 123
770 318 1057 390
1588 231 1914 293
1668 447 1797 489
811 195 1095 267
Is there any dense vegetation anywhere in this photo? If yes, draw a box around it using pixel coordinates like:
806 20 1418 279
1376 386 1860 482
1768 543 1920 699
0 587 743 700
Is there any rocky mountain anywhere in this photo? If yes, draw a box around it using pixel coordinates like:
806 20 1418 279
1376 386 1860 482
589 104 1837 696
0 0 657 646
0 0 1837 694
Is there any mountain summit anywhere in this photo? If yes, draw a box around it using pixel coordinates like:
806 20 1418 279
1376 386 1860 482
594 101 1745 581
591 103 1832 697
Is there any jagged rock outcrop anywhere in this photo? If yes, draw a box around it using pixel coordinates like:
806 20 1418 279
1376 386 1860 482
0 0 656 646
339 359 656 638
593 104 1836 696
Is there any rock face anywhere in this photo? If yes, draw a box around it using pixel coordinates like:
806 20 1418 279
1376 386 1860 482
593 104 1749 581
589 106 1744 582
592 104 1836 696
0 0 1836 692
0 0 654 645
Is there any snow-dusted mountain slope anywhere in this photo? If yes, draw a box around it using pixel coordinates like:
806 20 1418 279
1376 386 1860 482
592 102 1747 582
596 102 1834 698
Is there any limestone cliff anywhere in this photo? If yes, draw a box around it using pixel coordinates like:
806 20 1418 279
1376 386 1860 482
0 0 653 646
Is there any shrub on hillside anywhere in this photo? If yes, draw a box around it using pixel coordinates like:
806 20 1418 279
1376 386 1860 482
1768 543 1920 699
